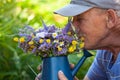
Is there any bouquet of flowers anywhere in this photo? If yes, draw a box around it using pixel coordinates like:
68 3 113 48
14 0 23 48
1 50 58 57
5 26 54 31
13 20 84 58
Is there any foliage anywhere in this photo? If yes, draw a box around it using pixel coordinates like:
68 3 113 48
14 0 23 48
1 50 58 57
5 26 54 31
0 0 95 80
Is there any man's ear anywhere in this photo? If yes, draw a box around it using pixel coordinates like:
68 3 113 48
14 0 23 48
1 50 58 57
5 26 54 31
106 9 117 29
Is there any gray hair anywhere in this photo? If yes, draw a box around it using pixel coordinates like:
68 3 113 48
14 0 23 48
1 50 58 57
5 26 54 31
116 10 120 17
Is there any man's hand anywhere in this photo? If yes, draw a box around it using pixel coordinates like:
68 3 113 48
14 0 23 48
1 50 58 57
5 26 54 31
58 70 68 80
35 65 42 80
35 64 79 80
58 64 79 80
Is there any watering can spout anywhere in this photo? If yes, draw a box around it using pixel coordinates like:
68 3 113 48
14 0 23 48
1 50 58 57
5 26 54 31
83 49 93 57
72 49 93 76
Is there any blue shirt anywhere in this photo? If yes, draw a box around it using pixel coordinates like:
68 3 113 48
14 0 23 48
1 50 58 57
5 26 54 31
87 50 120 80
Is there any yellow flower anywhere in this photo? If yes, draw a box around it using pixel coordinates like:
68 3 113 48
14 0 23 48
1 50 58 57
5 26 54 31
19 37 25 43
29 45 35 50
39 39 44 43
46 39 51 44
72 40 77 45
68 46 75 53
80 42 84 48
57 46 62 51
67 32 71 35
30 45 35 49
80 37 84 42
13 37 19 42
72 45 76 50
28 41 34 45
80 37 85 48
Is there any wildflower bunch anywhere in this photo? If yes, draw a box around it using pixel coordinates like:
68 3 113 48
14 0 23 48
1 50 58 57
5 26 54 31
14 21 83 57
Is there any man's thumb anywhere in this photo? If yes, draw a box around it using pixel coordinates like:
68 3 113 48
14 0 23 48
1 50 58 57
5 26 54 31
58 70 68 80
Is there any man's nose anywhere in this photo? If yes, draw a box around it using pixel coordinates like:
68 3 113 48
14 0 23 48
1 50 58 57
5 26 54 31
72 20 80 28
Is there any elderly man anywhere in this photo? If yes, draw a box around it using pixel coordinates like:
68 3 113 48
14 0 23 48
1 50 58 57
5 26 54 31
54 0 120 80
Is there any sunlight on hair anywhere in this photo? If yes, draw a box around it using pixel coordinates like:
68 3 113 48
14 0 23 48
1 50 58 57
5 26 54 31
116 10 120 17
115 0 120 3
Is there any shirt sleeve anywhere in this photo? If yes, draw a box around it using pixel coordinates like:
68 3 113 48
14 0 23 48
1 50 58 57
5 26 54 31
86 50 108 80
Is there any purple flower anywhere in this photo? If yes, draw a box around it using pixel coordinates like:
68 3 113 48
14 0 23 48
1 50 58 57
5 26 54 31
32 47 37 53
36 32 46 38
33 37 40 43
62 22 71 34
25 25 34 31
40 18 48 31
56 34 64 40
19 42 29 53
19 33 28 37
48 25 57 33
38 42 52 51
45 33 52 38
63 35 73 43
26 35 32 42
57 48 67 55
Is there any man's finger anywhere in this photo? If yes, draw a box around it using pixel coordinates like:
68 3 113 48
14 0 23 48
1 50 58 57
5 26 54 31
74 76 79 80
58 70 68 80
37 64 42 71
35 73 41 80
70 64 79 80
70 63 75 69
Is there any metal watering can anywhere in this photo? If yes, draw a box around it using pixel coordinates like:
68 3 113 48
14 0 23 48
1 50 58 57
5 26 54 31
41 49 93 80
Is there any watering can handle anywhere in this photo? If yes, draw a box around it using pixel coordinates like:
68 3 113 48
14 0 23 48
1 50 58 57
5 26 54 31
72 49 93 76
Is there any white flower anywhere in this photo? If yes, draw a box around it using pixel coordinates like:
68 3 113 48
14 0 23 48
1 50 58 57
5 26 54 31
54 39 59 43
52 33 58 38
59 41 64 46
36 32 46 38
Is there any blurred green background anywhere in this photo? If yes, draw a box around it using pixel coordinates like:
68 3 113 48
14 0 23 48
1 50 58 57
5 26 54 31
0 0 95 80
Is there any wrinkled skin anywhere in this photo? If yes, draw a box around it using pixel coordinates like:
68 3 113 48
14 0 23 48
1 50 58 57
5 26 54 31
58 7 120 80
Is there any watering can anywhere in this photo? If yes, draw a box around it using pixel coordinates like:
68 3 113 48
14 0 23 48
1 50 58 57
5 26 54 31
41 49 93 80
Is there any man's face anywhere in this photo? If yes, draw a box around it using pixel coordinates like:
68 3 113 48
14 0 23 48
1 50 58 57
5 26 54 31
72 8 110 50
